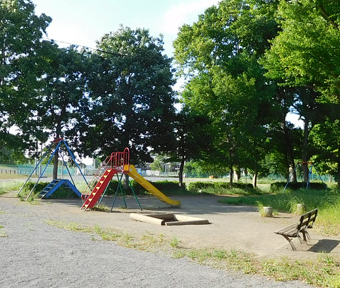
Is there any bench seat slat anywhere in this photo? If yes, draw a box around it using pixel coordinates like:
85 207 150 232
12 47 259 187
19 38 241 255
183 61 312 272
275 223 299 237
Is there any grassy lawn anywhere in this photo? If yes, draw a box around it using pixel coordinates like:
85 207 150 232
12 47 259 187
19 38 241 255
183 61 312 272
0 174 27 180
219 187 340 236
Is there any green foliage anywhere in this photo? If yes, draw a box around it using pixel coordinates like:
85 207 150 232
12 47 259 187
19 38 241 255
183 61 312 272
105 180 186 196
184 161 210 178
0 0 51 153
22 182 80 199
270 182 327 192
0 181 23 195
75 26 177 163
174 0 280 183
187 181 257 195
263 0 340 100
220 187 340 235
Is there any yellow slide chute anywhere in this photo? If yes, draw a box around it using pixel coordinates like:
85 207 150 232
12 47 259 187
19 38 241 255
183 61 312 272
125 165 180 207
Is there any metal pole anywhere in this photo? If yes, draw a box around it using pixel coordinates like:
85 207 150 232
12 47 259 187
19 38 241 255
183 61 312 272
25 141 62 200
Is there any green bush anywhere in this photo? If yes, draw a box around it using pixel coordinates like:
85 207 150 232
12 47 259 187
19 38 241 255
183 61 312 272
220 188 329 213
187 181 254 195
24 181 80 199
270 182 327 192
105 180 186 196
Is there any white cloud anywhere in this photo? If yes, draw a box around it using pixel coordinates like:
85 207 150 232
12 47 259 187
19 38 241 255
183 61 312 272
161 0 220 35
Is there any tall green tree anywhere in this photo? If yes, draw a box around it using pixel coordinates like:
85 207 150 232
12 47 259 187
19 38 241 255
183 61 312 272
170 106 212 187
174 0 279 186
35 44 91 179
309 104 340 186
0 0 51 155
262 0 340 182
77 26 177 164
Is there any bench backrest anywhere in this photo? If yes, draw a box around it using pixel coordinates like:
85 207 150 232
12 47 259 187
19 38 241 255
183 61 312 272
297 208 318 230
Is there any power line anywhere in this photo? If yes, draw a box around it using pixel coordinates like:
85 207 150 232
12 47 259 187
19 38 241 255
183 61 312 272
42 37 126 57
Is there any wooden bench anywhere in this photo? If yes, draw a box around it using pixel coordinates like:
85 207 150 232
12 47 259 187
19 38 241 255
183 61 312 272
275 208 318 250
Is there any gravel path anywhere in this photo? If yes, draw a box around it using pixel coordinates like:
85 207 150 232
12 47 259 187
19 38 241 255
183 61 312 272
0 196 314 288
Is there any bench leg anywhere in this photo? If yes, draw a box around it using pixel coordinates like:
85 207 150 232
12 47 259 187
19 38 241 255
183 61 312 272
282 235 296 251
301 230 311 242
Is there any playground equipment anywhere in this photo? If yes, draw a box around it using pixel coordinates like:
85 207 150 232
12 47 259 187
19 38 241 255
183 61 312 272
81 148 180 211
18 138 89 200
283 161 326 191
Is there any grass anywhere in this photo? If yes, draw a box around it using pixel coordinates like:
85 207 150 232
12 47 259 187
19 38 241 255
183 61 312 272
45 220 171 251
0 174 27 180
44 219 340 287
219 188 340 235
0 181 24 195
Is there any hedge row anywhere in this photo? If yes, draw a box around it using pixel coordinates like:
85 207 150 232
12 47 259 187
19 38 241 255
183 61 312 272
270 182 327 192
105 180 185 195
24 179 186 199
187 181 253 194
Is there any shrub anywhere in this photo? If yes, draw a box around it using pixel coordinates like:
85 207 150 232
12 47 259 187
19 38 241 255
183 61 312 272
187 181 254 195
105 180 186 196
270 182 326 192
24 181 80 199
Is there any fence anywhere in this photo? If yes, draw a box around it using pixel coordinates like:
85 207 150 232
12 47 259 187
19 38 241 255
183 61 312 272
0 164 77 176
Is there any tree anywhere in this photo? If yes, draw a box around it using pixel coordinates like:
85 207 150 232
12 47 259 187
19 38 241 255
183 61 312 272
171 106 212 187
77 26 177 164
0 0 51 153
174 0 279 186
262 0 340 182
310 104 340 186
263 0 340 101
35 45 91 179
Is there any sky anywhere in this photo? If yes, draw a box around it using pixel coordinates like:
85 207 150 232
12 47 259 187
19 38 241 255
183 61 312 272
31 0 303 127
32 0 221 57
29 0 222 163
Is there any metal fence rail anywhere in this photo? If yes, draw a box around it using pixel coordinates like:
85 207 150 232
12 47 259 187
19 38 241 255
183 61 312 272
0 164 77 176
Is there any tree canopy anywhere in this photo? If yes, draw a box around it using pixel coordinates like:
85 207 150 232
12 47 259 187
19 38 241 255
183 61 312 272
73 27 177 163
2 0 340 186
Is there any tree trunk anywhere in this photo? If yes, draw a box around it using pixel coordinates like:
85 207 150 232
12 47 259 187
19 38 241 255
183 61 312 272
302 118 310 183
53 145 58 180
283 122 297 182
338 148 340 188
53 122 62 180
229 167 233 187
234 169 241 182
178 156 185 188
252 171 258 188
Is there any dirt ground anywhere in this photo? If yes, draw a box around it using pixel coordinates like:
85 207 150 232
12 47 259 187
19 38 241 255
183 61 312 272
1 190 340 260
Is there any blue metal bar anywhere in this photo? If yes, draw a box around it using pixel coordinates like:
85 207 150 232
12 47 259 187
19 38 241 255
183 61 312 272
306 165 313 189
63 140 90 190
26 141 62 200
17 141 54 196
